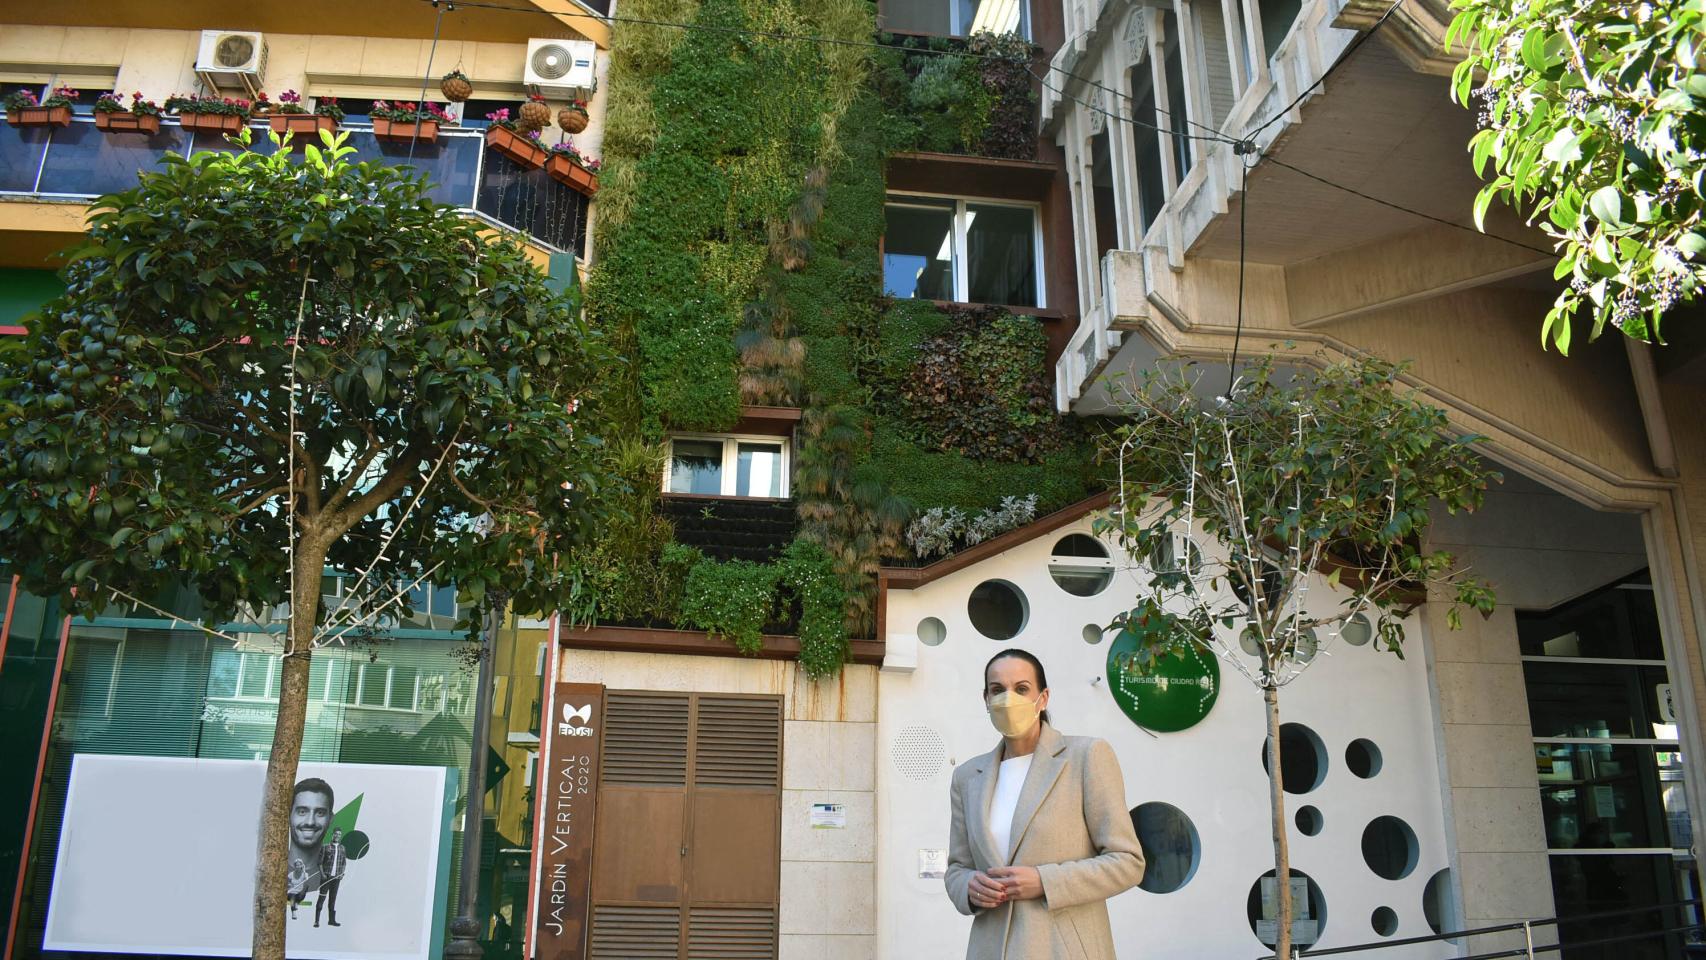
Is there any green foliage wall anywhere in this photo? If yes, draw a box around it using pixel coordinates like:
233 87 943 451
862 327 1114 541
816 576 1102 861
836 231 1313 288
581 0 1101 674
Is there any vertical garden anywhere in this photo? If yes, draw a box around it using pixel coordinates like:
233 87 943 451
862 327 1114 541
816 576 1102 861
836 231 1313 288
576 0 1104 676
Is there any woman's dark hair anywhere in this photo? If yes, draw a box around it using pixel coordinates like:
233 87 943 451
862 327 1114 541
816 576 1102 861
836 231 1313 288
984 648 1051 726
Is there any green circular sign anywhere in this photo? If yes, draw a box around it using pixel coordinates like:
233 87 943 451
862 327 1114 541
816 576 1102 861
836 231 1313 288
1106 628 1221 733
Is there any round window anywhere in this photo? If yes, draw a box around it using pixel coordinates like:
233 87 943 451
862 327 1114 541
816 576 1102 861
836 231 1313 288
1295 805 1323 837
1261 722 1328 794
968 580 1028 641
1362 816 1419 880
1246 868 1326 948
1147 533 1204 577
1346 738 1383 778
1341 612 1374 646
1049 534 1114 597
1371 906 1398 937
1130 802 1201 894
917 617 946 647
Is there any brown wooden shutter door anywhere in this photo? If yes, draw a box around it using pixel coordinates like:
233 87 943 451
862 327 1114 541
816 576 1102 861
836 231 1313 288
589 691 781 960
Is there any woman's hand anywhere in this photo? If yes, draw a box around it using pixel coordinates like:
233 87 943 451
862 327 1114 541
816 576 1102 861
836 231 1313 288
987 865 1044 901
968 871 1009 909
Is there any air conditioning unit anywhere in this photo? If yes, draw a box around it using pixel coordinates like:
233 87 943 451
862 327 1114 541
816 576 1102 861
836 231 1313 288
524 38 596 98
196 29 267 99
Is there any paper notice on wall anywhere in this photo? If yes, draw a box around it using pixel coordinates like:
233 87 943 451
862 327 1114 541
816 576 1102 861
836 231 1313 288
918 848 947 879
810 802 846 829
1594 785 1618 818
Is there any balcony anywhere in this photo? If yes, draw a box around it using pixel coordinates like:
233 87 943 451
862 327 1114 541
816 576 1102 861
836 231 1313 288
0 115 590 258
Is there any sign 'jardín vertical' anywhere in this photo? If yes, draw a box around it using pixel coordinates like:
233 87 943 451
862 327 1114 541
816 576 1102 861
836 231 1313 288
535 682 604 959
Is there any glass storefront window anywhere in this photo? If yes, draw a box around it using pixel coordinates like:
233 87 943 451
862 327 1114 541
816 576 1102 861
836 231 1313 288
1537 744 1685 849
1523 661 1671 739
10 623 476 960
1518 581 1665 660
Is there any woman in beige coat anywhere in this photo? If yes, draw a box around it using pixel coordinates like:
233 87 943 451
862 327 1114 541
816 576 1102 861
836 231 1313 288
946 649 1146 960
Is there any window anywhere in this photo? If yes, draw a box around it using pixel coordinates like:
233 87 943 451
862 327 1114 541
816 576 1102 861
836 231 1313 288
666 436 789 498
1128 64 1166 236
1090 132 1118 263
882 0 1029 39
1161 11 1193 179
883 196 1042 307
1258 0 1302 60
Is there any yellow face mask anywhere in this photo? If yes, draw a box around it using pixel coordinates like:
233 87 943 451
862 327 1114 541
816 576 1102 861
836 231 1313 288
986 690 1042 738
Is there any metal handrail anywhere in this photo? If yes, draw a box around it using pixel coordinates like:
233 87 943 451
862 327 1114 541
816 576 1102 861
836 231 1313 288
0 114 578 256
1254 897 1705 959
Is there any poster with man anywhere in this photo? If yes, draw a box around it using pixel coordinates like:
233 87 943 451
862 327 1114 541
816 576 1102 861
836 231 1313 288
43 756 455 960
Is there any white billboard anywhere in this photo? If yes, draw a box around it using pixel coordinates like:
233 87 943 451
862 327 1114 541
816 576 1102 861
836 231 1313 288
44 755 456 960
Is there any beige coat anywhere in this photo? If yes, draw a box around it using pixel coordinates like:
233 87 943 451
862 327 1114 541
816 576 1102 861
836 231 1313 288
945 723 1145 960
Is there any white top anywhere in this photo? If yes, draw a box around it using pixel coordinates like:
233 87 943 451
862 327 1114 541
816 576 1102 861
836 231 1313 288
988 753 1034 861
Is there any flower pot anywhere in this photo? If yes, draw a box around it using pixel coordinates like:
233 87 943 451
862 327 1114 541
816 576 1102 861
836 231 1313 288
179 112 245 133
517 99 552 131
441 75 473 103
486 126 546 169
546 155 600 196
6 105 72 128
558 108 589 134
270 114 337 142
94 112 162 135
372 117 440 143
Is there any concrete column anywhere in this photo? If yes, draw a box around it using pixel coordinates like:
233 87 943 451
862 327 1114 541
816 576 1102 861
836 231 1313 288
1425 601 1556 955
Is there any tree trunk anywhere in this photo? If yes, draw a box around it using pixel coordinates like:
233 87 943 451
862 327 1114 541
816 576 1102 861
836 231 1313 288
1265 684 1293 960
251 539 327 960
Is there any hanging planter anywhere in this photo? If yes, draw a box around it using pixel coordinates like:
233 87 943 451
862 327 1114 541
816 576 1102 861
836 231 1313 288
93 93 163 135
557 101 589 134
165 93 252 133
517 95 552 132
4 87 75 128
485 123 546 168
545 143 600 196
440 69 473 103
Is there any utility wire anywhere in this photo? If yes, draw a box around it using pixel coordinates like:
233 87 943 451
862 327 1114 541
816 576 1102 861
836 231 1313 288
1246 0 1406 138
1264 156 1555 257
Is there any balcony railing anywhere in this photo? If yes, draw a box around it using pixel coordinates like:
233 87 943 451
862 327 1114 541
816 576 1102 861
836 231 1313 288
0 114 589 257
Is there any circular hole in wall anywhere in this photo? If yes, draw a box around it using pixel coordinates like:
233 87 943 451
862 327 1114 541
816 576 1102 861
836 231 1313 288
1346 738 1383 778
1362 816 1420 880
1294 805 1323 837
1283 626 1320 665
1341 612 1373 646
1239 628 1264 657
1423 868 1459 941
917 616 946 647
1245 868 1326 948
1261 722 1328 794
1371 906 1398 937
1082 623 1106 645
1049 534 1115 597
1129 802 1201 894
1231 557 1285 609
1147 533 1204 577
968 580 1028 641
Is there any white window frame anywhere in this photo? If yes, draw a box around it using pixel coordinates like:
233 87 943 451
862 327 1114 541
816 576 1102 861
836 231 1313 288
884 192 1048 308
663 434 792 499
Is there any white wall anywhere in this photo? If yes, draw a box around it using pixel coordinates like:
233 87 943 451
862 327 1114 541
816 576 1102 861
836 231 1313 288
877 518 1457 959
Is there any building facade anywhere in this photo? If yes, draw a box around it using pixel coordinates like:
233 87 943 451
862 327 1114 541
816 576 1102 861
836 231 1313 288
4 0 1706 958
